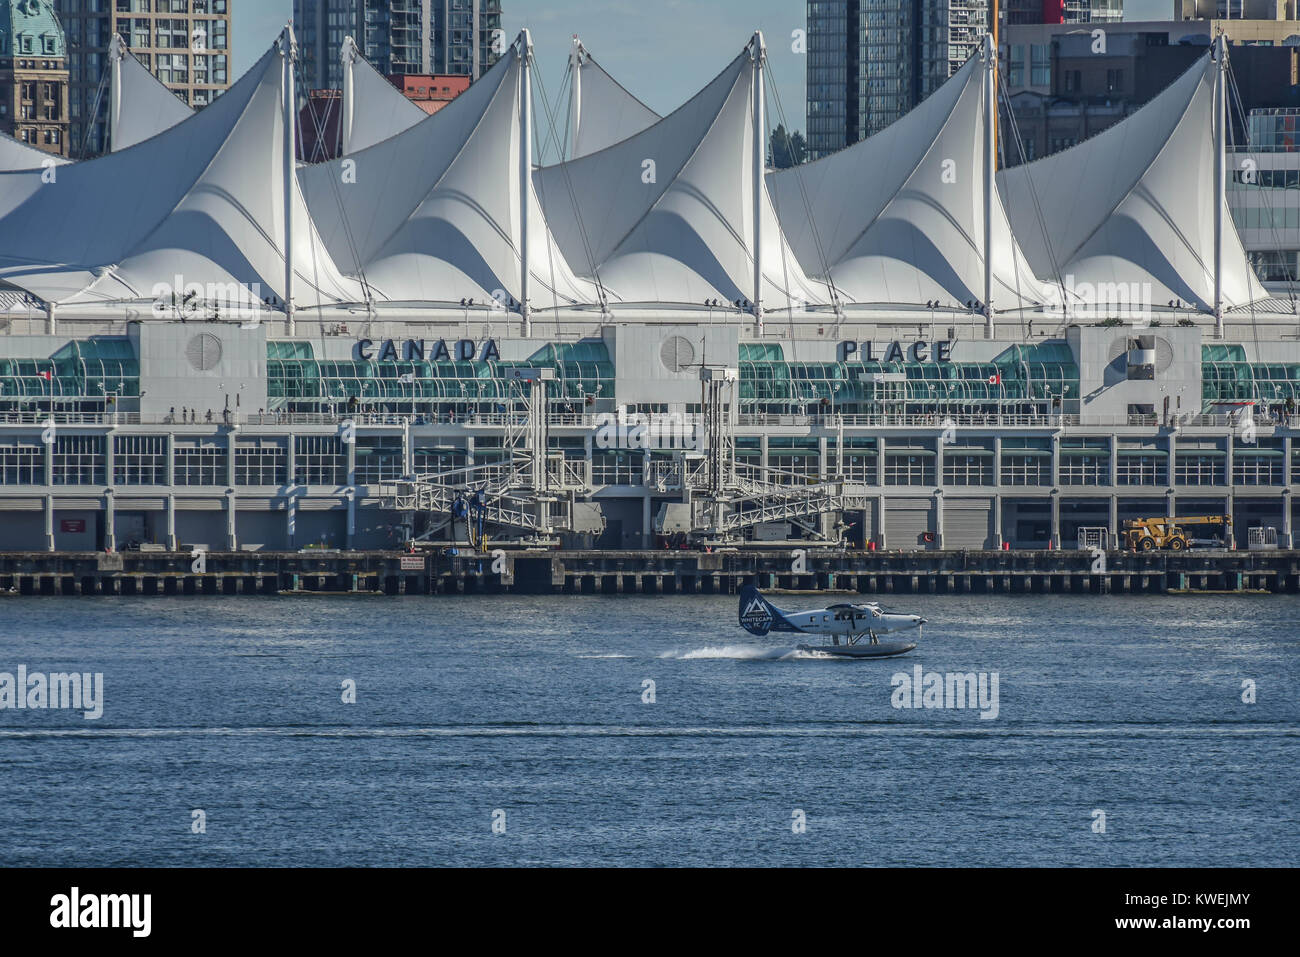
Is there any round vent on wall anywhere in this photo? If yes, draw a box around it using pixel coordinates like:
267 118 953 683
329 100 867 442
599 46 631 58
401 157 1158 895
1154 337 1174 373
660 336 696 374
1106 335 1174 373
186 333 223 372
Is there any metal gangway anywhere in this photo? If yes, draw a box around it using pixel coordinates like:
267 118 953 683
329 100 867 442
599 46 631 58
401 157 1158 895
646 366 869 544
380 369 597 541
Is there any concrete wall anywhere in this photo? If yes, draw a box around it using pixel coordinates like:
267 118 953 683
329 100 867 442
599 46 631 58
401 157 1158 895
1071 325 1202 420
134 321 268 419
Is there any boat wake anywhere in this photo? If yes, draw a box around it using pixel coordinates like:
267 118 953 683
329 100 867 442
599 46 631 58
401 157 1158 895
660 645 836 661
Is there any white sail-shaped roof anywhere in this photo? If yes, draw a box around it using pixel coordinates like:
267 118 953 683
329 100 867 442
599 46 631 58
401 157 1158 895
0 131 67 172
769 48 1050 309
570 48 660 159
342 37 427 155
998 47 1267 312
300 43 598 308
112 42 195 152
0 41 363 308
537 42 826 309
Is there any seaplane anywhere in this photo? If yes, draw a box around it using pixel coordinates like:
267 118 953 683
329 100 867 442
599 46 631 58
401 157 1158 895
738 585 925 659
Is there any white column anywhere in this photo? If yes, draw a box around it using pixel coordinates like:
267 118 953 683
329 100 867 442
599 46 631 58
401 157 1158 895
1050 490 1060 550
281 26 297 336
104 490 115 551
983 33 996 339
519 31 533 338
44 495 54 552
1283 488 1293 549
751 32 766 337
226 489 237 551
934 489 944 550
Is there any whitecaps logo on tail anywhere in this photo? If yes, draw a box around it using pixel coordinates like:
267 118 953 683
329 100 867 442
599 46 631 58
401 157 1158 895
740 596 773 635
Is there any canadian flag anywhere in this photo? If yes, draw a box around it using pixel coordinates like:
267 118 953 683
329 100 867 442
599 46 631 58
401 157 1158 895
987 372 1002 385
39 370 52 382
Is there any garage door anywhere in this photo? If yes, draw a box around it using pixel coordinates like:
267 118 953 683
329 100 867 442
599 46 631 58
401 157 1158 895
886 497 933 550
945 498 994 549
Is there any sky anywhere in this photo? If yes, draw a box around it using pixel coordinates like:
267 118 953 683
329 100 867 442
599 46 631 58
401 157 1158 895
237 0 1172 153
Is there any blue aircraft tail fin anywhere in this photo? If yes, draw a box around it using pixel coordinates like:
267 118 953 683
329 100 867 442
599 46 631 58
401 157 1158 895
739 584 796 636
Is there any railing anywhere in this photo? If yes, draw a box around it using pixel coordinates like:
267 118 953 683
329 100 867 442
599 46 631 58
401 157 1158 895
1 409 1297 431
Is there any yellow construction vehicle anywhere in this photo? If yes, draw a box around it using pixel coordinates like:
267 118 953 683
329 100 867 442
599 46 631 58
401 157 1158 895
1122 515 1232 551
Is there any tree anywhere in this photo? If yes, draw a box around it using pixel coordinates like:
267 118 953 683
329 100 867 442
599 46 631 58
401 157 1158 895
769 124 807 169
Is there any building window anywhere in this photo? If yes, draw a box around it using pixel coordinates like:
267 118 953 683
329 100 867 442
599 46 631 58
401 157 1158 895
53 435 105 485
833 451 877 483
413 446 466 477
0 439 43 485
1030 45 1050 87
114 435 167 485
294 436 346 486
354 437 403 484
1000 452 1050 486
592 451 643 486
235 440 287 487
1116 453 1167 486
942 451 993 486
1233 444 1283 485
1175 453 1225 486
174 441 227 486
884 453 935 486
1008 44 1025 87
1059 440 1110 485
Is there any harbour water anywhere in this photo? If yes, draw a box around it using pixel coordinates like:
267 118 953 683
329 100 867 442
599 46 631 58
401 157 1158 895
0 593 1296 867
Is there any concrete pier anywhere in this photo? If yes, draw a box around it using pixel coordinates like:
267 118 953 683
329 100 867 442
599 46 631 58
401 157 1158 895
1 548 1297 597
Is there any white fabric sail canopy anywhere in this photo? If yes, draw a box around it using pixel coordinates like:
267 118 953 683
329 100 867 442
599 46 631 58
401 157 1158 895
0 30 1271 317
998 46 1267 312
0 41 363 308
112 42 195 152
300 42 599 308
0 131 68 172
341 37 428 155
769 46 1051 310
537 41 827 309
569 47 660 159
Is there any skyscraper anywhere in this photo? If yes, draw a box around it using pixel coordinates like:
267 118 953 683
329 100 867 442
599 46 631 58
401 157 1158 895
1005 0 1123 23
806 1 864 160
55 0 231 159
296 0 503 94
806 0 992 158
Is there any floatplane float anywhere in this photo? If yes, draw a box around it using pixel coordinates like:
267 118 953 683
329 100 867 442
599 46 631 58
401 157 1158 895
738 585 925 659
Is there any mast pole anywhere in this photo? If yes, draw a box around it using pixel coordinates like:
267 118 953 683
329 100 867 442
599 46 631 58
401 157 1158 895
752 31 766 337
519 30 533 338
983 32 996 339
341 36 357 156
281 26 297 336
108 34 124 153
1214 36 1227 339
569 36 582 160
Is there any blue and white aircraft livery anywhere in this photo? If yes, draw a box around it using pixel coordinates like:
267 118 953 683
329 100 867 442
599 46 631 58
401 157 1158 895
738 585 926 659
